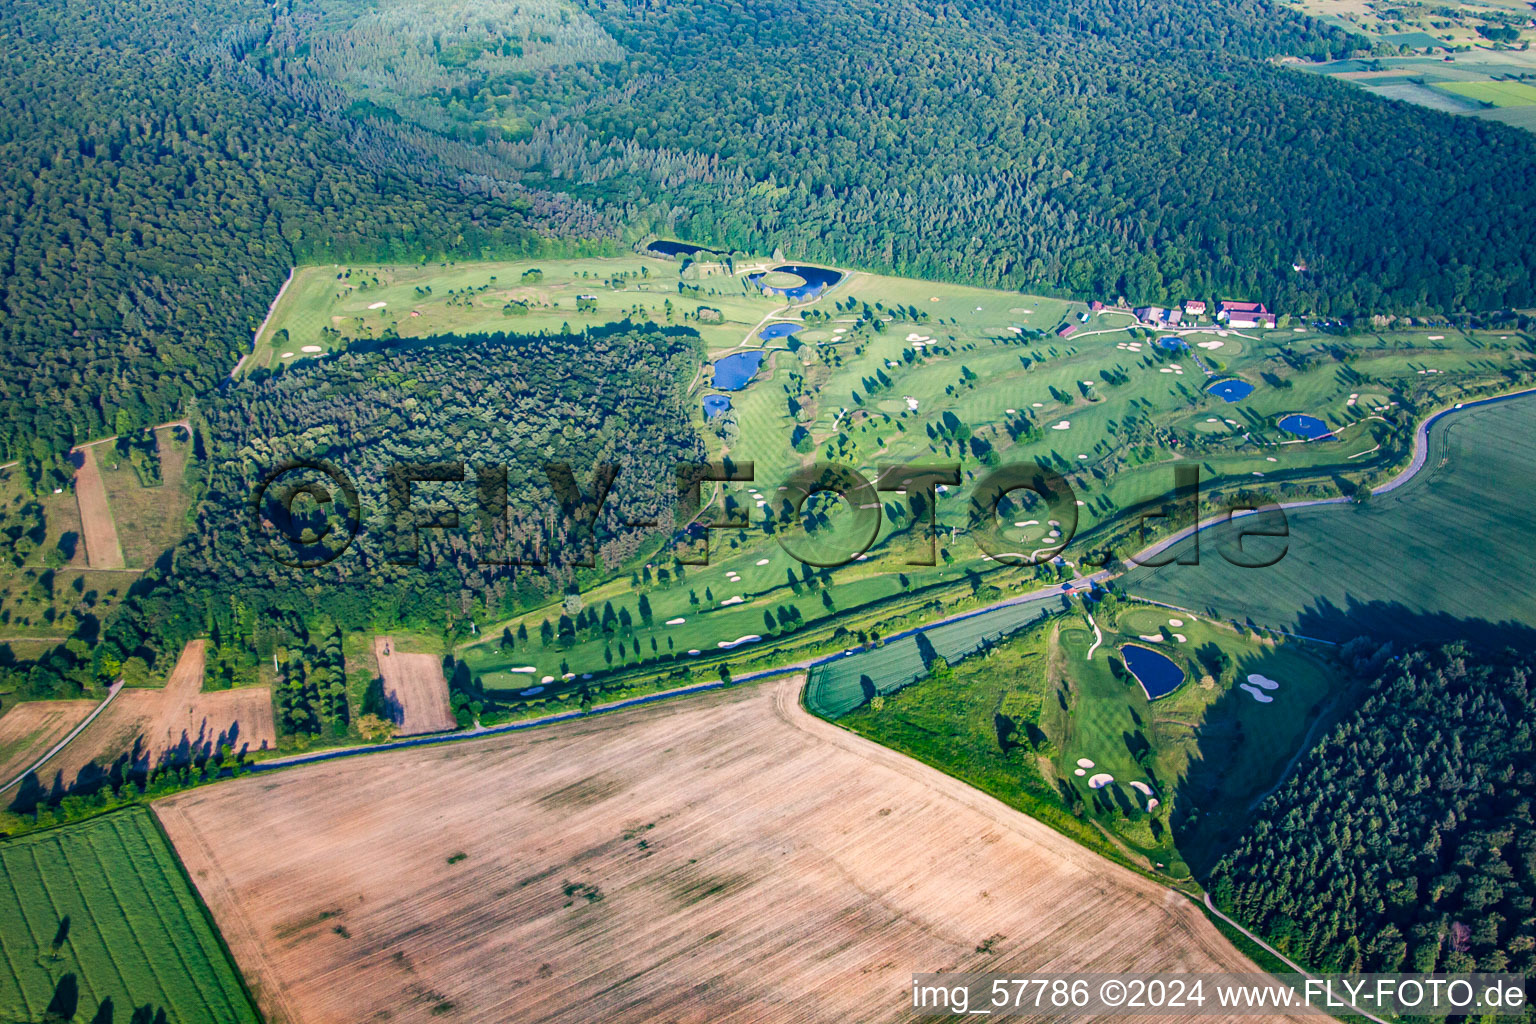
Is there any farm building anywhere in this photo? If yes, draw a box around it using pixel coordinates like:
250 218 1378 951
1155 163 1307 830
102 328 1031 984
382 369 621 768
1133 305 1180 325
1055 323 1078 338
1183 299 1207 316
1089 300 1105 312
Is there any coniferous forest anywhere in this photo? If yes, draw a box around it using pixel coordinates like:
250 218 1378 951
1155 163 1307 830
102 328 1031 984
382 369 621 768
4 0 1536 458
1211 644 1536 976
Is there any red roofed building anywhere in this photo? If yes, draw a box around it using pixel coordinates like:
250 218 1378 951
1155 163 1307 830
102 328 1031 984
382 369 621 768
1055 323 1078 338
1089 300 1105 312
1183 299 1207 316
1217 300 1277 329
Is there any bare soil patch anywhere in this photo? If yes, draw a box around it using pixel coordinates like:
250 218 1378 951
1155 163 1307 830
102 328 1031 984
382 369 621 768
71 445 125 569
35 640 274 791
158 677 1302 1024
0 698 95 786
374 636 455 735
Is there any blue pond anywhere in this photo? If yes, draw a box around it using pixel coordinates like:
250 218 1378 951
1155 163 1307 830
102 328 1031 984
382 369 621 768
1156 336 1188 351
749 264 844 302
711 351 764 390
1206 377 1255 403
703 394 732 419
1121 644 1187 700
647 239 721 258
759 322 803 341
1278 413 1334 440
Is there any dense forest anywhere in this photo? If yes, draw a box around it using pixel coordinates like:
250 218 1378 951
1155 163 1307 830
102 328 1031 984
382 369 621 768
5 0 1536 458
1211 643 1536 975
62 323 704 696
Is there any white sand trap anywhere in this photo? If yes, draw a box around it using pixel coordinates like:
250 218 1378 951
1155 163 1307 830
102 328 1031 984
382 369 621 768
1168 619 1183 627
1240 683 1274 703
905 397 919 411
1075 500 1085 506
1074 768 1086 777
719 596 744 606
756 558 770 565
1013 521 1031 528
519 686 544 696
1088 773 1114 789
508 665 537 674
1173 633 1187 643
1006 408 1017 414
563 673 576 681
301 345 323 353
906 333 923 341
1293 326 1305 332
1138 633 1163 642
1206 418 1218 423
1077 454 1087 460
665 617 687 626
368 301 387 309
1130 781 1154 796
1349 393 1358 399
1008 327 1022 334
1159 368 1173 373
717 635 761 649
1147 798 1160 810
281 352 294 358
1020 309 1034 314
755 500 766 508
1076 757 1095 768
687 649 701 656
1049 530 1061 538
1266 456 1277 462
1051 420 1071 430
1428 334 1444 341
1246 673 1280 690
540 675 555 684
1198 340 1224 350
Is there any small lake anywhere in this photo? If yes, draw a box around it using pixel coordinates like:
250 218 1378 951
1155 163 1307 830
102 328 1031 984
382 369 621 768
1206 378 1255 403
703 394 732 419
759 322 803 341
1156 336 1189 351
1121 643 1186 700
1278 413 1333 440
712 351 764 390
647 240 722 258
749 264 843 302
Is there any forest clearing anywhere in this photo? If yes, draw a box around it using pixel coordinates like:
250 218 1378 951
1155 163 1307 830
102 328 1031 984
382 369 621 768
155 675 1302 1024
69 445 123 570
373 636 455 735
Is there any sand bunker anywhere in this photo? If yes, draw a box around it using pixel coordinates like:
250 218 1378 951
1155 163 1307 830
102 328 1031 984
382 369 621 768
1168 619 1183 627
664 617 686 626
1246 673 1280 690
1130 781 1154 796
1138 634 1164 642
1076 758 1095 768
1173 633 1187 643
1051 420 1071 430
1088 773 1114 789
1240 683 1274 703
717 635 761 649
719 596 745 606
508 666 537 673
281 352 294 358
1197 340 1224 350
368 301 387 309
756 558 770 565
301 345 323 353
1074 768 1086 777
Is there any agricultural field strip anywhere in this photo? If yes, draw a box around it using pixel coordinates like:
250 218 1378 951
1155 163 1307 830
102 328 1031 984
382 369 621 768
0 684 122 796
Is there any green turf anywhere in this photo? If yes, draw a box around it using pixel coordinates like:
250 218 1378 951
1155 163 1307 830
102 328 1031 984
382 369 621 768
0 807 259 1024
1123 392 1536 648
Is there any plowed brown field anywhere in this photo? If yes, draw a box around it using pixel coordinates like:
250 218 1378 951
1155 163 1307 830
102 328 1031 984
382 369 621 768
156 676 1305 1024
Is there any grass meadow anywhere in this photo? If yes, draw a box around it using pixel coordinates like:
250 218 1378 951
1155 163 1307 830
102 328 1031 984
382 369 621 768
0 807 259 1023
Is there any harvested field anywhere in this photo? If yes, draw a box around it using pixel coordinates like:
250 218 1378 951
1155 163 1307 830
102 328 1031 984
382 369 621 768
158 676 1303 1024
374 635 455 735
0 697 95 786
32 640 274 792
71 444 125 569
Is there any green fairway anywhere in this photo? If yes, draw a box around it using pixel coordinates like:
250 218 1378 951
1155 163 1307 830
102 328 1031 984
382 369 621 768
248 254 787 376
1434 80 1536 107
0 807 258 1024
1123 392 1536 647
368 255 1536 699
839 598 1348 878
